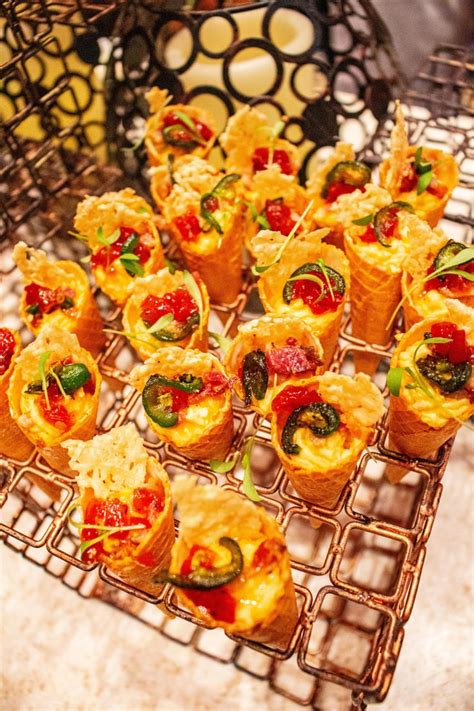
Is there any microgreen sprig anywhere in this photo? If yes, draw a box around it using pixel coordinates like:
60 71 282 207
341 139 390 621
241 436 261 502
97 226 120 247
209 457 237 474
208 331 232 353
146 313 174 335
183 270 203 332
104 328 161 351
352 213 374 226
315 258 335 301
286 274 326 303
251 199 314 275
238 199 270 229
67 500 146 556
414 146 433 195
38 351 52 410
386 246 474 331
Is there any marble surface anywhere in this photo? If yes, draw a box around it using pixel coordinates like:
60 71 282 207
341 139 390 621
1 429 473 711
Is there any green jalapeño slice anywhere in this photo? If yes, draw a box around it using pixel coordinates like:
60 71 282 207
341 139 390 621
154 537 243 589
281 402 340 455
142 373 203 427
321 160 371 199
242 349 268 406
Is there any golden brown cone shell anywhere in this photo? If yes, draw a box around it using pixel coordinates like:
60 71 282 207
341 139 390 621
0 331 34 461
130 348 234 461
8 331 102 476
169 213 244 304
379 146 459 228
122 270 210 360
224 313 324 417
386 317 471 466
171 483 297 647
344 234 402 375
82 457 175 596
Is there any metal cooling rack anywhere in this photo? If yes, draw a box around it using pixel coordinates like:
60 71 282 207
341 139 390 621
1 39 473 711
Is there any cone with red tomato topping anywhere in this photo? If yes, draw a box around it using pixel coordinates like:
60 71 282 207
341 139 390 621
63 424 174 596
400 216 474 330
379 101 459 228
73 188 164 306
144 88 216 167
220 105 300 186
13 242 105 357
250 228 350 368
0 328 34 461
386 300 474 482
334 185 411 374
160 477 297 648
130 348 233 461
163 167 245 304
244 164 308 256
270 373 384 508
224 313 324 417
306 142 372 250
7 326 101 475
123 269 210 360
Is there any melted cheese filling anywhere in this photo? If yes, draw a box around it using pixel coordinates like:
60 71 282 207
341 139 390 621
289 425 364 472
273 302 339 334
398 342 474 428
155 394 228 445
19 387 93 446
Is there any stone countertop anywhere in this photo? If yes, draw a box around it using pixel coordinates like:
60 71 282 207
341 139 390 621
1 429 473 711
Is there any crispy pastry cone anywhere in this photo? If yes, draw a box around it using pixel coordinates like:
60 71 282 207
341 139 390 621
220 105 300 185
123 269 210 360
73 188 165 306
244 164 308 256
167 477 298 648
145 88 216 167
401 216 474 330
271 373 384 508
379 102 459 227
130 348 233 461
251 229 350 368
8 326 101 475
0 329 34 461
333 185 403 374
306 142 359 250
386 300 474 482
163 166 245 304
13 242 105 357
224 313 324 417
64 424 175 596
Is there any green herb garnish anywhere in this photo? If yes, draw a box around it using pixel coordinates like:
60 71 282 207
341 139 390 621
208 331 232 353
38 351 52 410
352 213 374 226
241 437 261 502
209 458 237 474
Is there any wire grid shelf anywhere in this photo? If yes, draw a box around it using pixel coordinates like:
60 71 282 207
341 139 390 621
1 22 473 711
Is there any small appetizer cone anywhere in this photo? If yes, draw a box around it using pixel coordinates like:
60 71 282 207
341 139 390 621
73 188 165 306
162 164 245 303
379 102 459 228
401 216 474 330
334 185 408 374
306 142 372 250
244 164 308 256
13 242 105 357
130 348 233 461
123 269 210 360
0 329 34 461
163 477 298 648
224 313 324 417
270 373 384 508
386 300 474 480
251 229 350 367
220 105 300 185
8 326 101 475
64 424 175 596
144 88 216 167
150 155 223 213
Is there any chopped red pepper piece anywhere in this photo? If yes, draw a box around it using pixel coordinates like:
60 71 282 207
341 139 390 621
325 181 362 203
252 147 293 175
141 286 198 326
359 223 377 243
429 322 471 364
163 112 213 142
90 226 151 271
173 212 202 242
291 270 344 315
264 199 296 236
272 385 322 418
0 328 16 376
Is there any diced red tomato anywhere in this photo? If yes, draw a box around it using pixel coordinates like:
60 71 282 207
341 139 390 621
429 322 471 364
291 270 343 315
173 212 201 242
184 587 236 623
252 540 280 570
272 385 322 418
252 147 293 175
140 286 198 326
24 283 75 325
202 195 218 212
359 223 377 243
426 260 474 293
163 386 191 412
132 484 165 521
163 112 213 142
325 181 363 203
399 164 418 193
199 370 229 397
427 178 447 199
82 377 95 395
40 382 73 430
90 226 150 271
0 328 16 376
264 199 296 236
266 345 320 376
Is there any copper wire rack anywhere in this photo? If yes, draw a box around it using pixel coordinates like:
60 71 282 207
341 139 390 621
1 7 473 707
